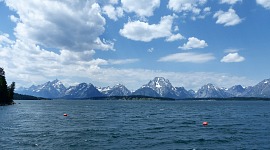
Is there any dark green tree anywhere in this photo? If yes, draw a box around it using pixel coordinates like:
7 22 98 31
8 82 15 104
0 67 15 105
0 67 4 76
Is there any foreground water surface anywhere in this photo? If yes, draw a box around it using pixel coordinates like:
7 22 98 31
1 100 270 149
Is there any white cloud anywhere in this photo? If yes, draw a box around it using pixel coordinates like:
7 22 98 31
4 1 113 51
0 34 108 86
220 0 242 5
168 0 209 20
168 0 207 13
148 47 154 53
121 0 160 17
158 52 215 63
108 59 139 65
119 15 175 42
174 26 179 32
102 5 123 21
197 7 211 19
224 48 239 53
166 33 185 42
179 37 208 50
221 52 245 63
203 7 211 12
9 15 19 23
213 8 243 26
0 33 14 47
109 0 119 4
256 0 270 9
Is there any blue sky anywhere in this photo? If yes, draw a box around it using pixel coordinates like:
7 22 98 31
0 0 270 90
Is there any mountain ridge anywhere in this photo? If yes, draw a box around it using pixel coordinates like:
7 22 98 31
16 77 270 99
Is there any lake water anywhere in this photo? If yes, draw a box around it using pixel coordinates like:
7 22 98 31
1 100 270 150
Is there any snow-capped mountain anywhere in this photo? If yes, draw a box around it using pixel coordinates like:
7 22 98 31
227 85 246 97
175 87 194 99
133 77 194 99
16 79 66 98
243 79 270 98
97 84 131 96
64 83 103 98
17 80 103 99
16 77 270 99
141 77 178 98
196 83 232 98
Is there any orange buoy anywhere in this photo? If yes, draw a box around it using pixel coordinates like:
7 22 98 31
63 114 68 116
203 122 208 126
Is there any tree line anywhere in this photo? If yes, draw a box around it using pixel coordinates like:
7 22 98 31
0 67 15 105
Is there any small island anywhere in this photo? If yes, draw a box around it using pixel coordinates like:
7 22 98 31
0 67 15 106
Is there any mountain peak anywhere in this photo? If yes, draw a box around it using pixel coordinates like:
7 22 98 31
147 77 172 89
153 77 166 81
206 83 215 88
52 79 60 83
142 77 178 98
196 83 231 98
262 79 270 84
98 84 131 96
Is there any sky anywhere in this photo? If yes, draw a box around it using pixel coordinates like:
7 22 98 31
0 0 270 91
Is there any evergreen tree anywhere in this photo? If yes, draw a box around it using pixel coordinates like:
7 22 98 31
0 67 15 105
0 67 4 76
0 74 8 104
8 82 15 104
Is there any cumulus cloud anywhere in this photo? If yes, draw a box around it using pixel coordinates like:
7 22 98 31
195 7 211 20
221 52 245 63
168 0 207 13
119 15 175 42
0 34 109 86
9 15 19 23
167 0 209 20
102 5 124 21
179 37 208 50
158 52 215 63
4 0 113 51
220 0 242 5
121 0 160 17
165 33 185 42
213 8 243 26
256 0 270 9
174 26 179 32
0 34 14 47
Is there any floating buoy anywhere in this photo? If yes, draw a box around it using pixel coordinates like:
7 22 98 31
63 114 68 116
203 122 208 126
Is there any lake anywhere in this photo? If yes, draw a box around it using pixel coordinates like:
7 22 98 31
1 100 270 149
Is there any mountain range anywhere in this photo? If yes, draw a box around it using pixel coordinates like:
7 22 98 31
16 77 270 99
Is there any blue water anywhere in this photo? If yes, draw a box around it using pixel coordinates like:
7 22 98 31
1 100 270 149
